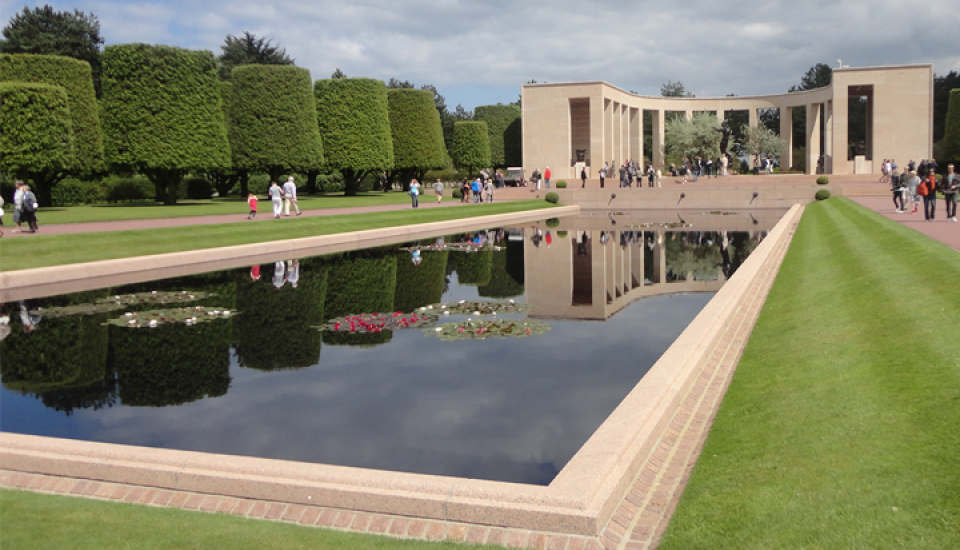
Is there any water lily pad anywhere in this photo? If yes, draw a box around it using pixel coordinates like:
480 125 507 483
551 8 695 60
426 319 551 341
317 312 438 333
33 291 215 318
103 306 235 328
427 300 530 316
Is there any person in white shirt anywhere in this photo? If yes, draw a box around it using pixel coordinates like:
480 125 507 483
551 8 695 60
285 259 300 288
268 181 284 219
12 180 24 232
282 177 301 216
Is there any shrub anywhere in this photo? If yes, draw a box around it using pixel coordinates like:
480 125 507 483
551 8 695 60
314 77 394 196
545 192 559 204
387 89 446 173
545 218 560 228
105 175 154 202
940 89 960 161
0 82 74 177
816 176 829 185
185 177 214 199
423 169 461 183
317 173 343 193
474 104 521 167
100 44 230 204
452 188 463 199
555 180 567 188
51 178 106 206
557 231 569 238
228 65 323 181
815 189 831 201
451 121 490 174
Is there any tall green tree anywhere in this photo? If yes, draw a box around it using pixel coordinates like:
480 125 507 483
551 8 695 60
664 113 721 163
474 104 522 168
314 77 394 196
934 72 960 143
100 44 231 205
387 88 446 191
203 81 246 197
940 89 960 162
741 124 786 165
452 121 490 175
0 53 104 206
0 82 75 195
228 64 323 183
661 80 694 98
0 6 104 96
217 32 294 81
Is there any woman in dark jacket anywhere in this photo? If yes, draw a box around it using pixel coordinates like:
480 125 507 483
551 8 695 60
19 185 39 233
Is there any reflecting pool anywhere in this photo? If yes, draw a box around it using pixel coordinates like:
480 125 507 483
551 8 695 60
0 214 773 485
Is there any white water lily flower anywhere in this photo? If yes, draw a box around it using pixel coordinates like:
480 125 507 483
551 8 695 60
148 320 158 327
128 320 136 325
427 306 433 309
151 291 157 294
125 312 134 317
492 312 497 316
474 311 480 316
222 311 230 316
435 327 443 332
509 299 515 303
459 300 465 304
444 311 450 315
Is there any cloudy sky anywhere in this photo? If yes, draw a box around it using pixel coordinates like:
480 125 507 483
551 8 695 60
3 1 958 110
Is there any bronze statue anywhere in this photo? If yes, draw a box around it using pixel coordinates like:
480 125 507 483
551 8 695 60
714 120 733 155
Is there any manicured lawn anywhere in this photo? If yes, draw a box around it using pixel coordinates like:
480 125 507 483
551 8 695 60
659 198 960 549
0 489 502 550
3 192 414 225
0 201 555 271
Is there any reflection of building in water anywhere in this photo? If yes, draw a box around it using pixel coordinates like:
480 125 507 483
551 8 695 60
524 224 765 320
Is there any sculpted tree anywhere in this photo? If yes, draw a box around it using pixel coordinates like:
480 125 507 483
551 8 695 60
0 54 104 206
100 44 231 205
228 65 323 183
387 88 447 191
474 104 522 168
217 32 293 81
0 82 75 199
0 6 104 95
940 89 960 162
451 121 490 176
314 77 394 196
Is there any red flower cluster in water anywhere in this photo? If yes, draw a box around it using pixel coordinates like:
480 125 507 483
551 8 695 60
331 312 427 333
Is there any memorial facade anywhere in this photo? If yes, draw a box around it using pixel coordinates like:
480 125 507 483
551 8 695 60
521 64 933 178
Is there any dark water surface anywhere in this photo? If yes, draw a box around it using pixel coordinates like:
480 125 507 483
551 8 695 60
1 224 764 485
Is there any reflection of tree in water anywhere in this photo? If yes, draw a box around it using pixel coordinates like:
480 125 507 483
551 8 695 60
665 232 723 282
454 250 492 285
394 249 449 312
479 245 524 299
111 319 231 407
323 250 397 348
233 260 327 370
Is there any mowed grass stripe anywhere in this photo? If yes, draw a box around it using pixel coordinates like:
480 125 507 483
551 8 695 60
659 198 960 549
0 201 555 271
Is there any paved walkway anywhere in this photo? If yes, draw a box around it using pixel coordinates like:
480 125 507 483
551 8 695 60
850 196 960 251
1 200 468 238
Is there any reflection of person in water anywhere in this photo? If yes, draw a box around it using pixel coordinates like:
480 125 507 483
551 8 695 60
530 227 543 247
0 309 10 341
599 231 610 245
577 231 589 256
250 265 261 281
19 301 41 333
273 262 286 289
716 231 733 279
411 249 422 265
286 260 300 288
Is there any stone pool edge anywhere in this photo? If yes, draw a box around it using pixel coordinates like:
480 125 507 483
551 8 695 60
0 203 804 547
0 205 580 302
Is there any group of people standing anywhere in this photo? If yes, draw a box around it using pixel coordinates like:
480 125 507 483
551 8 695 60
1 180 41 235
459 178 495 203
892 160 957 222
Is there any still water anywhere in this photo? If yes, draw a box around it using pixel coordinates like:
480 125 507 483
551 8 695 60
1 220 766 485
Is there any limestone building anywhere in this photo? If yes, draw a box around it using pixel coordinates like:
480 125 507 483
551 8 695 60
521 64 933 178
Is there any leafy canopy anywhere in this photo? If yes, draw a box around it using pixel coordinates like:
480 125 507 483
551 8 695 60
741 124 786 161
661 80 694 98
0 6 103 83
0 81 75 176
665 113 721 161
452 121 490 174
474 104 522 168
217 32 294 80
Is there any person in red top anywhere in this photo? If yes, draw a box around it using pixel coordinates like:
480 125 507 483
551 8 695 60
920 170 937 221
247 193 258 219
544 166 552 188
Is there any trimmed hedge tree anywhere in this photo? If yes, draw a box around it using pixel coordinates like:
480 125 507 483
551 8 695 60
0 53 103 206
100 44 231 204
452 121 490 175
474 104 521 168
228 65 323 183
0 82 75 189
315 78 394 196
941 88 960 162
387 88 447 191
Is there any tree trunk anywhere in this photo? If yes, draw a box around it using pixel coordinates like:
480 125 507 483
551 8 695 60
145 169 185 205
239 170 249 197
25 170 66 208
305 170 319 195
268 167 285 185
342 168 360 196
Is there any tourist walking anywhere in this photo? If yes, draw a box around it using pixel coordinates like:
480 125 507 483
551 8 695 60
12 180 23 233
268 181 284 219
18 184 39 233
246 193 258 219
891 170 905 212
532 168 542 190
905 170 921 213
496 169 504 188
943 163 957 222
918 170 937 221
434 179 444 203
273 261 286 289
484 179 494 203
581 166 587 188
0 193 4 237
619 164 627 187
461 179 471 203
471 178 482 203
544 166 551 188
282 177 301 216
599 166 606 188
409 179 420 208
286 259 300 289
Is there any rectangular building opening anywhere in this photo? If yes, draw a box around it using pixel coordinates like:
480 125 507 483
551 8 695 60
569 98 591 167
848 85 873 161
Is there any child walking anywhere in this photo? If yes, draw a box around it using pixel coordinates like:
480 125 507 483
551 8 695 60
247 193 258 219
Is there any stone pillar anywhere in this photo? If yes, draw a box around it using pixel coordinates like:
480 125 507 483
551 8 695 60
748 108 758 128
637 108 645 164
653 231 666 284
780 106 793 170
823 101 833 174
652 110 664 169
604 99 613 168
631 234 644 289
685 110 693 121
591 96 605 173
806 103 821 176
630 108 641 164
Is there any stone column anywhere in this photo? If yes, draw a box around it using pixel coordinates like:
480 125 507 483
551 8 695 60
748 108 758 128
806 103 821 176
780 106 793 170
653 231 666 284
823 101 833 174
631 233 644 289
652 110 665 169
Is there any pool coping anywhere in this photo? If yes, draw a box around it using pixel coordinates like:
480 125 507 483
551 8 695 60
1 203 804 546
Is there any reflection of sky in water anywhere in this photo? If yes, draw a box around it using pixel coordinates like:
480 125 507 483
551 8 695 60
0 235 725 486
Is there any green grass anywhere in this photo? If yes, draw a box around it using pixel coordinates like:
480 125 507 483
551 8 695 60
2 192 414 225
0 489 503 550
0 201 555 271
659 197 960 549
